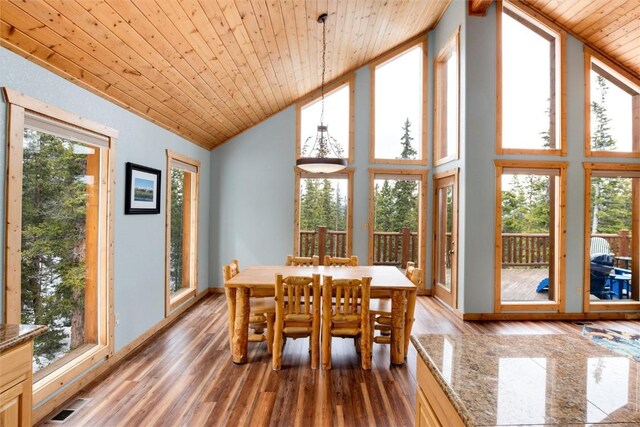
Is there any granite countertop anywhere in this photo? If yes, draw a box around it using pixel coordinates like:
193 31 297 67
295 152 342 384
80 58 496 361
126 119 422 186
0 324 47 353
411 333 640 426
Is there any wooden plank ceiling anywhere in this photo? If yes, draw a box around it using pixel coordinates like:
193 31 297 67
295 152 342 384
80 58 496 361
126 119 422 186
0 0 451 149
520 0 639 78
1 1 638 150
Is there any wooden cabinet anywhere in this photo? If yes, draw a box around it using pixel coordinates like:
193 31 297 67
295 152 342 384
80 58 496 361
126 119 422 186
0 342 33 427
415 355 464 427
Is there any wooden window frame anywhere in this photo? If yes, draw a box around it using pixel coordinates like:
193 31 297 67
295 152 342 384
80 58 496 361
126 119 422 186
496 0 566 156
165 151 200 316
370 34 428 165
584 48 640 158
296 75 355 164
3 88 116 405
494 160 567 313
583 163 640 312
368 168 427 286
293 167 354 259
432 169 459 308
434 27 461 167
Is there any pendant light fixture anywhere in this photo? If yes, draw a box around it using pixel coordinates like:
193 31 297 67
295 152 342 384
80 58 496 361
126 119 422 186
296 13 347 174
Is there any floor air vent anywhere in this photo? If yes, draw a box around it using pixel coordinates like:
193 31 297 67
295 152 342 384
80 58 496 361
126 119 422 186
49 398 90 424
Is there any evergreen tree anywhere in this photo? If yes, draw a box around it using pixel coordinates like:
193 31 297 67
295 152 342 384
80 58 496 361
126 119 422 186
170 169 185 292
21 129 89 367
399 118 417 160
374 181 396 232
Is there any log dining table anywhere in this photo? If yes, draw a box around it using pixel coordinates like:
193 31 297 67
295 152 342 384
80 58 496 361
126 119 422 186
224 265 417 366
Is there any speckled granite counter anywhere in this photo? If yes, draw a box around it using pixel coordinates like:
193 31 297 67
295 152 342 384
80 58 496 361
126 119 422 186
411 333 640 426
0 324 47 353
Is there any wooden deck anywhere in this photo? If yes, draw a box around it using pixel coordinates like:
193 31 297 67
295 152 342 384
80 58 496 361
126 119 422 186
37 293 640 427
501 268 550 302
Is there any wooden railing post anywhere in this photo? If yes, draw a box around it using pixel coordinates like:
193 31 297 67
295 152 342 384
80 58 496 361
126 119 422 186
318 226 327 261
619 229 630 257
401 227 410 268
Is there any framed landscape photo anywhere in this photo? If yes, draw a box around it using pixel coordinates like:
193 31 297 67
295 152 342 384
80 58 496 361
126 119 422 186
125 162 161 214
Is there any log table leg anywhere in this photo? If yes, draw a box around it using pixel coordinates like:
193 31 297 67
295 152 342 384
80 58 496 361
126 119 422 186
404 289 417 358
224 287 237 353
232 287 250 364
390 290 406 365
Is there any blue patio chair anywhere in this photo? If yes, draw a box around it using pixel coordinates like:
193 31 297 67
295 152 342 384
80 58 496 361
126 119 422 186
590 253 614 300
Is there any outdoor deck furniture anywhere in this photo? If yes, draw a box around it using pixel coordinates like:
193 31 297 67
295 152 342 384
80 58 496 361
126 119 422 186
607 273 631 299
590 253 614 299
590 237 613 255
614 256 632 270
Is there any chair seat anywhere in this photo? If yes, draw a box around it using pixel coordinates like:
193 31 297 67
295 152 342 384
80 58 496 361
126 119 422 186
250 298 276 313
283 326 314 336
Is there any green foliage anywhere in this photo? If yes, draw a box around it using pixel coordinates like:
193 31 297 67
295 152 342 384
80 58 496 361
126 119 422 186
299 178 346 231
21 129 90 367
170 169 185 292
501 175 550 233
399 118 417 160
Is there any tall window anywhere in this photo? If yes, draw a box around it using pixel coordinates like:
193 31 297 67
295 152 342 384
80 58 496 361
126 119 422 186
165 151 199 315
494 161 567 312
585 49 640 157
368 170 426 276
497 1 565 155
294 169 353 260
371 36 427 164
434 28 460 165
584 164 639 311
4 89 115 404
297 76 354 163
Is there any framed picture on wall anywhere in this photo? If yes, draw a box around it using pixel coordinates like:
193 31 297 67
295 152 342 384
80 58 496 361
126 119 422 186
125 162 161 214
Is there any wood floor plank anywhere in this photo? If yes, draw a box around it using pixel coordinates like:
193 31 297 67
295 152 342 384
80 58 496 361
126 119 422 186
37 293 640 426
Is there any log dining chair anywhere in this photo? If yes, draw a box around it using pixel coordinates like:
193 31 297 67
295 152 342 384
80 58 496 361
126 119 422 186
223 260 276 354
324 255 359 266
370 262 421 355
285 255 320 266
272 274 321 370
321 275 372 370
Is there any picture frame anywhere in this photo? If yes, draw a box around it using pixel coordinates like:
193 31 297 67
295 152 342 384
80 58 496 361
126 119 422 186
125 162 161 214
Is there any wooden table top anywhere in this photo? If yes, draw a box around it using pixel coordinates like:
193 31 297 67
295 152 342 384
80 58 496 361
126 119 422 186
225 265 416 291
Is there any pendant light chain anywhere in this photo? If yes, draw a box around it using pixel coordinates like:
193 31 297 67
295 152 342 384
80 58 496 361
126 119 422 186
320 14 326 126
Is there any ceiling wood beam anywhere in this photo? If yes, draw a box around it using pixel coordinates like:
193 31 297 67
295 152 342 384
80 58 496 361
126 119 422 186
468 0 494 16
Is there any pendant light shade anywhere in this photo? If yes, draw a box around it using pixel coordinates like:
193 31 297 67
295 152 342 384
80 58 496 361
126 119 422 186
296 13 347 174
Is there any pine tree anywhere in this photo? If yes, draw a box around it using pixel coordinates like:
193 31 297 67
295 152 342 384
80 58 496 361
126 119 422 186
21 129 89 367
170 169 185 292
399 118 417 160
374 181 396 232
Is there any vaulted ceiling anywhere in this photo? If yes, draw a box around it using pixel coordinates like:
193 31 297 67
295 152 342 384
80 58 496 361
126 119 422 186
1 1 638 150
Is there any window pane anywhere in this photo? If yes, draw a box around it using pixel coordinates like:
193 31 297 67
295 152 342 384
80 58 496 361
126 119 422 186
21 127 100 377
373 178 419 266
300 85 349 158
374 45 423 160
590 70 634 152
502 11 555 150
298 177 348 257
445 54 458 158
589 176 635 302
500 173 554 302
170 168 185 293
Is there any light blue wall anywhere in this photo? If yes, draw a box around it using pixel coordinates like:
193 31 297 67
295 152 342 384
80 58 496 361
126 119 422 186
0 47 212 348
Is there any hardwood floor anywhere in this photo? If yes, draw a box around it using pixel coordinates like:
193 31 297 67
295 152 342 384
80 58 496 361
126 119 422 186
39 294 640 427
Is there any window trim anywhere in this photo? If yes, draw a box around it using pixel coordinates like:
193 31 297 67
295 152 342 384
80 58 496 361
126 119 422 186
584 48 640 158
295 75 355 164
3 87 116 405
434 27 461 166
367 168 427 286
293 167 354 258
496 0 566 156
494 160 567 313
165 150 200 316
583 162 640 312
370 33 428 165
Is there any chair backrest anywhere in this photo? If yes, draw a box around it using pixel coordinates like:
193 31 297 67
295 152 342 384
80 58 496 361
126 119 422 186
590 237 611 255
322 276 371 324
285 255 320 266
222 259 240 283
324 255 358 267
406 265 423 287
275 274 320 318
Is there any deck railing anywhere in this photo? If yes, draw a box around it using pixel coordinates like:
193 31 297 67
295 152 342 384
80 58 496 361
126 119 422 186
299 227 418 267
502 230 631 267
